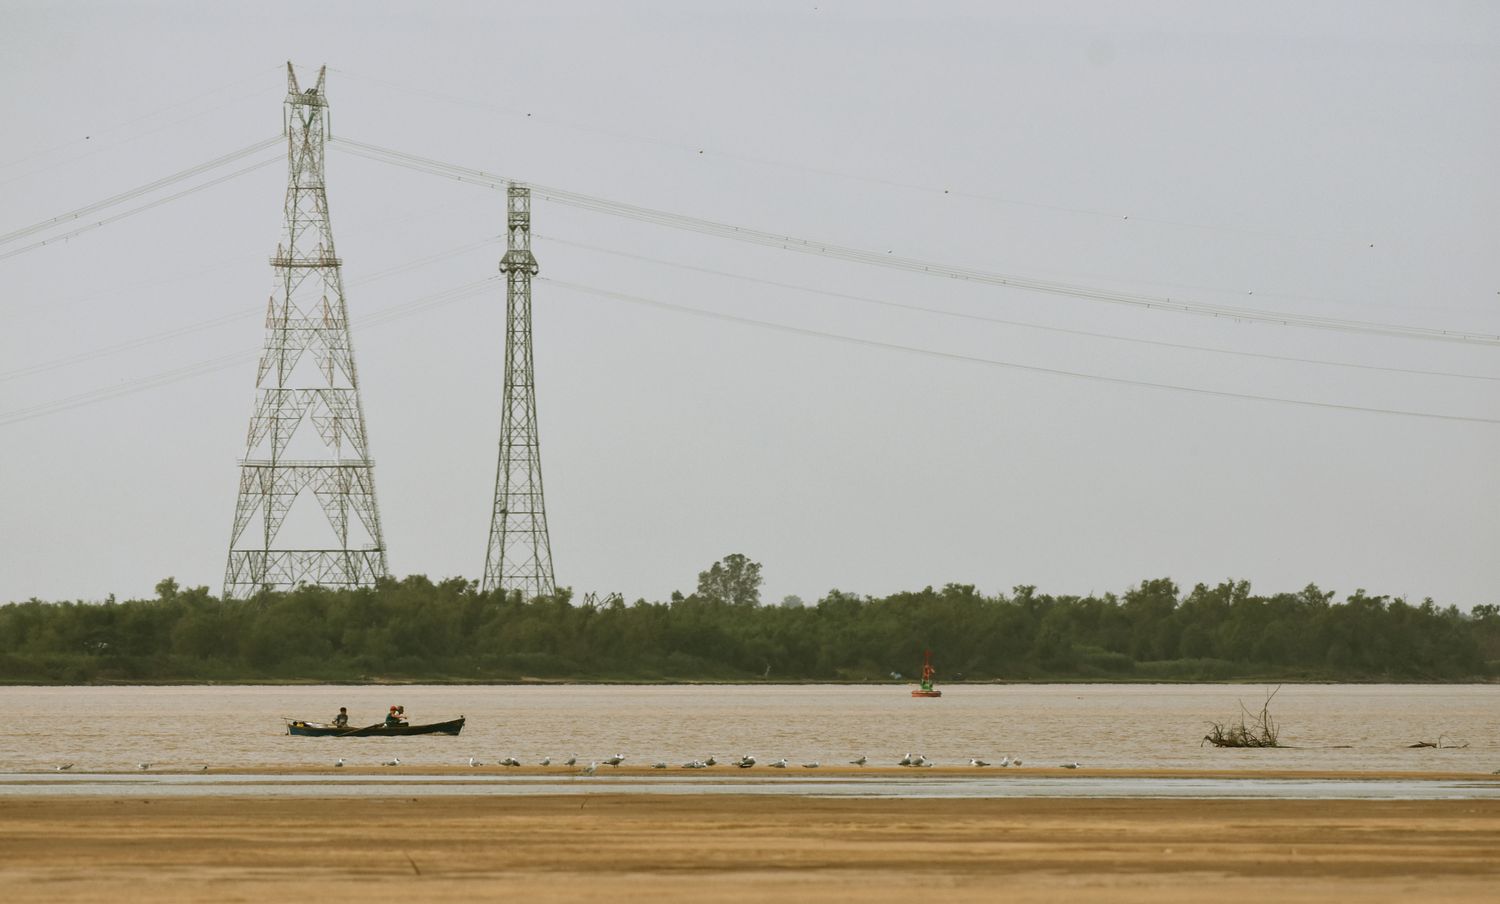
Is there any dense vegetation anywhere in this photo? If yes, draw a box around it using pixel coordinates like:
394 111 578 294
1 558 1496 684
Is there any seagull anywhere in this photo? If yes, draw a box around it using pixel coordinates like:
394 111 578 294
970 758 990 767
581 761 598 776
769 758 789 769
998 756 1010 767
334 758 345 768
850 756 867 766
137 763 152 771
704 756 717 767
382 757 401 767
898 753 913 767
468 757 483 767
912 754 927 767
1061 762 1080 769
802 761 820 768
500 756 521 767
56 763 74 772
564 755 577 767
603 754 625 767
539 757 551 767
736 755 756 768
1012 758 1023 767
683 760 707 769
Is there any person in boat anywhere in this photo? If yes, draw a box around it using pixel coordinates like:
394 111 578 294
332 707 348 729
384 705 407 727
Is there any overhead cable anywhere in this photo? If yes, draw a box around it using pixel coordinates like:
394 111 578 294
0 135 282 247
0 275 501 428
541 277 1500 427
539 234 1500 384
331 138 1499 347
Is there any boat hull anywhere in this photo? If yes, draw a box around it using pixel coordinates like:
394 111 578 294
286 717 465 737
910 690 942 698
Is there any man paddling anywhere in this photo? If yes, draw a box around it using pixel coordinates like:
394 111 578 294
332 707 349 729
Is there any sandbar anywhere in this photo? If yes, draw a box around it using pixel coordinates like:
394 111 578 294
2 792 1497 902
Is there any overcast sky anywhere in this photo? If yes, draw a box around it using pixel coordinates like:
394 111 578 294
1 1 1496 607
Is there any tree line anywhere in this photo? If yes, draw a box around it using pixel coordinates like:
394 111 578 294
1 557 1496 683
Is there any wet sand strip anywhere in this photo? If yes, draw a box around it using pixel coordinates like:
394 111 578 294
1 794 1497 903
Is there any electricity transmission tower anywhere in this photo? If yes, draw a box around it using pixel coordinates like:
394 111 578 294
223 63 388 599
482 184 556 599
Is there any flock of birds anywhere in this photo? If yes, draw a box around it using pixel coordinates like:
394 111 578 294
55 753 1081 771
353 752 1049 771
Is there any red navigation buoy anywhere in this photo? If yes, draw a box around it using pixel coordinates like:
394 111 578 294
911 649 942 698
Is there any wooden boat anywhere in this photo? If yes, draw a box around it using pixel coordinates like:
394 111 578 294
286 716 465 737
911 650 942 698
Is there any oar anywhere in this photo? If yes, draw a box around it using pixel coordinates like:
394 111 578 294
335 722 386 737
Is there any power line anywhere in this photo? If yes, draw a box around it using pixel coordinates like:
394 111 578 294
331 138 1499 347
0 155 281 264
0 275 502 428
539 234 1500 384
0 135 282 247
328 66 1372 248
0 235 500 383
0 63 282 173
540 277 1500 427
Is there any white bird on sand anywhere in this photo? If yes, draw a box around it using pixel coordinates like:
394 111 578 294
998 756 1010 767
582 761 598 776
539 757 551 767
564 755 577 767
970 758 990 767
1012 758 1023 767
382 757 401 767
56 763 74 772
137 763 152 770
898 753 913 767
912 754 927 767
704 756 717 766
652 761 668 769
769 758 789 769
683 760 707 769
334 758 345 768
736 755 756 768
850 756 867 766
468 757 482 767
802 761 820 768
500 756 521 767
1061 762 1081 769
603 754 625 767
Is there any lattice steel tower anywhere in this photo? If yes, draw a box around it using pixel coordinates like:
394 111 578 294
482 184 556 598
223 63 388 598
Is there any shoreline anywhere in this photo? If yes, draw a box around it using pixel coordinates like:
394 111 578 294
3 793 1497 902
6 765 1500 780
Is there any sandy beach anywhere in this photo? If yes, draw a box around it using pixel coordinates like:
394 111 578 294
3 789 1497 903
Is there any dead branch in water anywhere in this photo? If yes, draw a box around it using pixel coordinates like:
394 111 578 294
1408 735 1469 749
1202 685 1282 748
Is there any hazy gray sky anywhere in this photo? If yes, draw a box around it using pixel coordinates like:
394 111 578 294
2 1 1496 606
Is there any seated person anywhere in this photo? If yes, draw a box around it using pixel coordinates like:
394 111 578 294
384 706 407 727
332 707 348 729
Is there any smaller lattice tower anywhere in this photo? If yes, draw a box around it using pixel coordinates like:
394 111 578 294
482 184 556 598
222 63 388 598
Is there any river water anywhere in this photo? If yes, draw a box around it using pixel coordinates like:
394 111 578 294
2 683 1495 775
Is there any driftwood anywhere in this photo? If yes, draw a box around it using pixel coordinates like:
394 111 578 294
1203 686 1282 748
1408 735 1469 749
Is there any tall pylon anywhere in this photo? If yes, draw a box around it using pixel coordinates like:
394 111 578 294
482 184 556 599
222 63 388 599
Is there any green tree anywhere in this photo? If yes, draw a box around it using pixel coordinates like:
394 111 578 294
696 553 763 607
